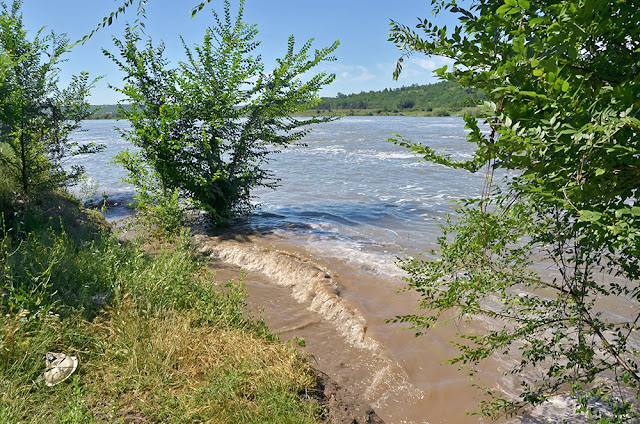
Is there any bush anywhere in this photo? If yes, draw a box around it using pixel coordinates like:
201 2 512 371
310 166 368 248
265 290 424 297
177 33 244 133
0 1 101 197
397 99 415 109
106 0 338 225
390 0 640 420
432 108 450 117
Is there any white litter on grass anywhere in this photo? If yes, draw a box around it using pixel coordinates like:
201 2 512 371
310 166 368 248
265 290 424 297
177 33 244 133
44 352 78 387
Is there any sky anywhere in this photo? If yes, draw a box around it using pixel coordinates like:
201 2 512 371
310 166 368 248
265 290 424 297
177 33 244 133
18 0 459 104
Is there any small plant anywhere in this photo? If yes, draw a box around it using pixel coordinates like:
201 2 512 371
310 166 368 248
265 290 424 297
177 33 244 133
113 150 185 236
287 336 307 348
76 175 99 204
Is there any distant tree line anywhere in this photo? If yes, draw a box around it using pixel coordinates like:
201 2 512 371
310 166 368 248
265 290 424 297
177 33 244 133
88 81 483 119
87 104 132 119
311 81 484 113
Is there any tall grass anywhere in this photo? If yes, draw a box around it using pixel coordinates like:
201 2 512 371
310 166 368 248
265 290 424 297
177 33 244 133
0 192 320 423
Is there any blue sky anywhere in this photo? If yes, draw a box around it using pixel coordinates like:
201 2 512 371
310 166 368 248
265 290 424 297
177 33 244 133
19 0 458 104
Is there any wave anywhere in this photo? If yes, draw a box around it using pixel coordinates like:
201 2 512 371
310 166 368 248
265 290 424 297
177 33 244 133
194 233 381 351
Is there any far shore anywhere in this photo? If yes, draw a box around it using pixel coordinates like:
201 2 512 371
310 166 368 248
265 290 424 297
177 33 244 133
87 107 481 120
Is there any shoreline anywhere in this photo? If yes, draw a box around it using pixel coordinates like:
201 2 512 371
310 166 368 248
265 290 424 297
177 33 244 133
191 226 385 423
1 193 331 422
187 219 486 424
115 212 388 422
85 108 480 120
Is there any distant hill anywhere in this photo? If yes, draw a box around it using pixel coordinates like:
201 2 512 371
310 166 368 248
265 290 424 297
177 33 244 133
88 81 485 119
309 80 485 116
87 104 131 119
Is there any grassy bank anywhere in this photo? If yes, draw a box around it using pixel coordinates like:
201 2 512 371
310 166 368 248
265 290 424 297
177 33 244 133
0 191 321 423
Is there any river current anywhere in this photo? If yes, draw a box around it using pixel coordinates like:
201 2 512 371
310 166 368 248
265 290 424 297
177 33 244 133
69 117 585 423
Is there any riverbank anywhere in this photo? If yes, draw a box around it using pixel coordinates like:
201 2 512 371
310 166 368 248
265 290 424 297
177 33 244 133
86 106 481 120
290 106 481 118
0 192 383 423
66 116 492 423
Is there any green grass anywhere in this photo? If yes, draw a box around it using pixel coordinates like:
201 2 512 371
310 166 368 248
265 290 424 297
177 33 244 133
0 192 321 423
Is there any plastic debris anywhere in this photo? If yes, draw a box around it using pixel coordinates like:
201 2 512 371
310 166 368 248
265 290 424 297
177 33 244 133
44 352 78 387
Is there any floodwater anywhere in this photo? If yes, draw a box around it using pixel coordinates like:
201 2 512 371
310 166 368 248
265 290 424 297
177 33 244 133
69 117 636 423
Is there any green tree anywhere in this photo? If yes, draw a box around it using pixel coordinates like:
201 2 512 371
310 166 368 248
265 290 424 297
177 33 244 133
310 80 483 114
0 0 100 197
105 0 338 225
389 0 639 421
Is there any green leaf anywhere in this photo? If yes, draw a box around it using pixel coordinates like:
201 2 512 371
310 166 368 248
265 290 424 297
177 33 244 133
435 65 448 76
549 22 562 33
388 0 640 419
496 4 512 15
578 210 602 222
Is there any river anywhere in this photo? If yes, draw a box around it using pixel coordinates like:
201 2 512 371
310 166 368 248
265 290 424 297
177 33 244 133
68 117 595 423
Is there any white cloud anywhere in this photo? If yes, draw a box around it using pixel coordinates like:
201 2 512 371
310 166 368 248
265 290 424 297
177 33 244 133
325 64 376 83
352 66 375 82
398 56 453 79
413 58 437 70
320 56 455 97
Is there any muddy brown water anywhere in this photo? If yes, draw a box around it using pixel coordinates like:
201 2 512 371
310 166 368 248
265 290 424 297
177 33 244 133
194 227 640 424
195 230 496 424
78 118 638 422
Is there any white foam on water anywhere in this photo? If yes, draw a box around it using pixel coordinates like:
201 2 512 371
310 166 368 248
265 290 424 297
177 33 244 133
195 234 381 351
415 122 463 129
514 392 627 424
307 145 346 155
364 361 428 422
193 231 433 423
301 236 405 280
402 161 425 168
365 151 419 161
